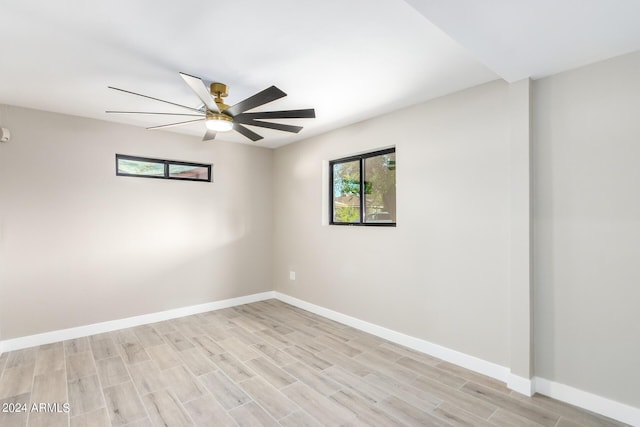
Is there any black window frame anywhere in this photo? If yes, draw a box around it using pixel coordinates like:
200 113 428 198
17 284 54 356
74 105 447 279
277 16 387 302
116 154 212 183
329 147 396 227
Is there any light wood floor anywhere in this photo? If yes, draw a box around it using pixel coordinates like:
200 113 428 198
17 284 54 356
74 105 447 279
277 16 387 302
0 300 628 426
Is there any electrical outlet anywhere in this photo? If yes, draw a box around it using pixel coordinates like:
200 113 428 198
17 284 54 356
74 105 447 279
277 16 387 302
289 271 296 281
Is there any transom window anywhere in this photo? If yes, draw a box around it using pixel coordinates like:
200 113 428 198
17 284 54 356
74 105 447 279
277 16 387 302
116 154 212 182
330 148 396 226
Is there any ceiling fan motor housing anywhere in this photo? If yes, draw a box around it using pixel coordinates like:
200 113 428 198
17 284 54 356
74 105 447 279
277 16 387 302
210 82 230 111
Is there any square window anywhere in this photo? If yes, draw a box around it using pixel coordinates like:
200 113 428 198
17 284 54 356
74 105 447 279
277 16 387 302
330 148 395 226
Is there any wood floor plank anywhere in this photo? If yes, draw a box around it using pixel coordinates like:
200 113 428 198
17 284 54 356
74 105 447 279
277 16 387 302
161 365 207 403
144 344 182 370
183 394 237 427
126 360 166 396
142 389 192 427
279 410 323 427
397 356 467 388
229 401 279 427
199 370 250 410
364 371 442 412
173 319 206 339
239 376 299 420
118 342 150 365
284 362 343 396
148 320 176 335
488 408 547 426
178 348 217 377
103 381 147 426
433 401 496 426
218 336 261 361
90 338 120 361
257 328 295 348
0 352 8 374
198 323 231 342
226 325 267 346
110 329 140 345
379 341 441 365
378 395 452 427
318 349 371 377
191 336 225 358
438 361 510 394
0 393 30 427
31 369 66 404
245 356 296 388
34 343 65 375
132 325 164 348
355 351 418 383
0 363 35 399
412 374 498 419
66 352 97 380
508 392 629 427
211 352 255 383
323 365 389 404
330 388 405 427
252 342 297 367
163 331 195 352
27 410 68 427
284 346 332 371
281 381 356 425
6 348 36 369
67 375 104 417
70 407 111 427
346 340 401 360
96 356 129 388
122 417 153 426
461 382 559 427
286 331 328 353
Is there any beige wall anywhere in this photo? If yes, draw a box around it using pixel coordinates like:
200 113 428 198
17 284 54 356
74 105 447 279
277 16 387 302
533 52 640 407
0 105 273 339
273 80 512 366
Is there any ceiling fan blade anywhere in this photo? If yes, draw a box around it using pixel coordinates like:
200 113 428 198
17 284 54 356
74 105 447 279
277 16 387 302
202 129 217 141
225 86 287 116
234 109 316 120
146 118 205 130
233 117 303 133
106 111 204 117
233 124 263 142
108 86 203 113
179 72 219 113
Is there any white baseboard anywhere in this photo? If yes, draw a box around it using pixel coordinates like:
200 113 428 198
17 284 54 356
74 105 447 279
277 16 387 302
274 292 509 382
0 291 275 353
507 373 534 397
274 292 639 426
534 377 640 426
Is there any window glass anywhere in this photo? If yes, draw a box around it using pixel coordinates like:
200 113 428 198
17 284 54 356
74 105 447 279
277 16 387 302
169 164 210 181
117 158 165 176
364 152 396 223
332 160 361 223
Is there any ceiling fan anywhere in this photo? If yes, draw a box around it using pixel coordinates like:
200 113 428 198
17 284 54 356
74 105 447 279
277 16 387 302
106 72 316 142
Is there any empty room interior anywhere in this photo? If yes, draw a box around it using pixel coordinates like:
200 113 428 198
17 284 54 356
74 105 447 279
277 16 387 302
0 1 639 426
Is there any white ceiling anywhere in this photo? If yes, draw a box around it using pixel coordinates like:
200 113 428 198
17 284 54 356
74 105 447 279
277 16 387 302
0 1 638 148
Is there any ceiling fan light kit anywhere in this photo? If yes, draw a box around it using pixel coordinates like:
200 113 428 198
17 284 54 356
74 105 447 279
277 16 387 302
206 112 233 132
107 73 315 142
